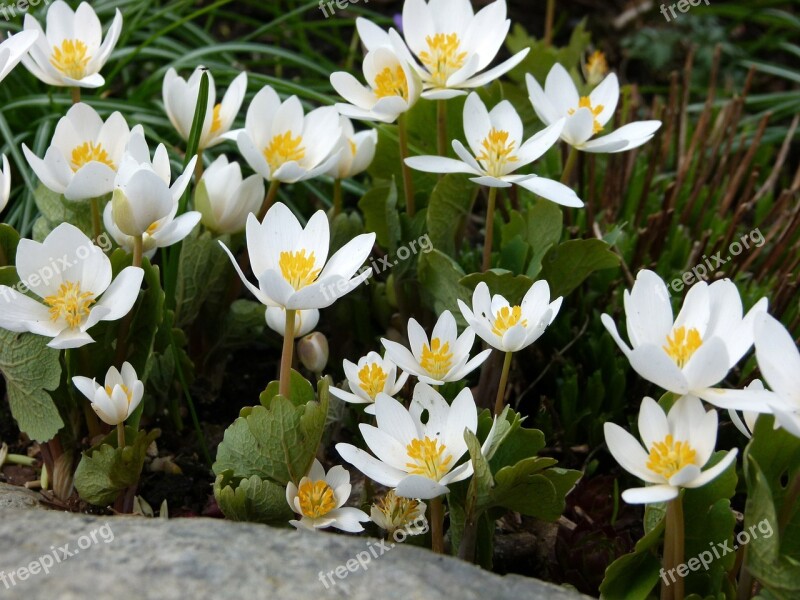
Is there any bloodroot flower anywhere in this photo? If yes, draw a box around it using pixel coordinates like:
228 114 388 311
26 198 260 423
286 459 370 532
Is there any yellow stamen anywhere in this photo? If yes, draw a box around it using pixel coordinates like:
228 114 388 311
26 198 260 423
475 128 519 177
210 103 223 134
297 480 337 519
70 142 115 172
50 39 91 80
406 437 452 481
279 250 321 290
419 337 454 380
568 96 605 134
43 281 95 329
263 131 305 172
348 139 357 156
418 33 467 87
105 384 133 405
491 305 528 337
376 490 423 529
358 363 388 399
663 326 703 368
646 434 697 479
584 50 608 86
373 66 409 100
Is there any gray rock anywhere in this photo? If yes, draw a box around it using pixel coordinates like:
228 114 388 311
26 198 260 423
0 506 588 600
0 483 40 511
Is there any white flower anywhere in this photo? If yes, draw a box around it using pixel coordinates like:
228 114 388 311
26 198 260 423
604 396 738 504
458 280 563 352
22 103 131 201
752 313 800 438
105 129 199 258
601 269 772 410
195 155 263 235
356 0 530 100
21 0 122 88
0 155 10 214
73 362 144 426
162 66 247 150
265 306 319 338
286 459 370 532
297 332 329 374
0 30 39 84
0 223 143 349
381 310 491 386
404 93 582 207
331 45 422 124
728 380 766 439
336 383 480 499
232 85 341 183
330 351 409 415
370 490 427 536
325 117 378 178
219 202 376 310
526 63 661 153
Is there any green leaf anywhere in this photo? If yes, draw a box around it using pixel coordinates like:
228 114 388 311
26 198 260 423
460 269 535 306
426 174 475 258
329 210 365 254
213 377 330 486
32 184 98 241
0 223 20 267
540 239 620 297
358 180 401 253
0 329 63 442
599 516 666 600
74 428 160 506
260 369 317 408
525 200 563 278
213 471 294 525
417 248 471 323
174 230 231 327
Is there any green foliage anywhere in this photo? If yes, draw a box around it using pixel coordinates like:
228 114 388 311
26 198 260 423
358 180 401 253
31 185 98 242
540 239 620 298
426 174 475 257
0 224 20 267
74 428 160 506
0 329 63 442
213 471 294 526
174 230 231 327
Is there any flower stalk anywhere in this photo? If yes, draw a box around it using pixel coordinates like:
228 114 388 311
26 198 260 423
333 178 343 217
117 423 126 449
437 99 448 157
71 87 80 104
494 351 513 415
280 309 297 398
90 197 102 241
260 179 281 220
662 497 685 600
482 186 498 272
430 496 445 554
397 114 416 217
561 145 579 184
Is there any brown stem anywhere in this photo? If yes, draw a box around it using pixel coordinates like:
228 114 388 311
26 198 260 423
259 180 281 220
437 99 448 157
333 178 343 217
494 351 512 415
194 150 205 182
560 145 579 184
544 0 556 46
90 197 102 242
279 309 297 398
397 115 416 217
117 423 126 449
662 497 685 600
430 496 445 554
133 236 143 269
482 186 498 272
71 87 81 104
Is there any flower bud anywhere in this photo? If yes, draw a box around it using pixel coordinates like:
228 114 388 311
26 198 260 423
297 332 329 374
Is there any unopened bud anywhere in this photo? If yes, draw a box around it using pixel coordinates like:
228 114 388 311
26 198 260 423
297 332 329 374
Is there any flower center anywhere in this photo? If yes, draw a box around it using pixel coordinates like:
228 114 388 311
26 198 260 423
418 33 467 87
405 436 453 481
44 281 95 329
568 96 605 134
105 384 133 404
373 65 409 100
263 131 305 172
663 326 702 369
491 305 528 336
419 337 454 379
358 363 388 399
50 39 91 80
646 434 697 480
475 128 519 177
376 490 423 529
70 142 115 172
210 103 223 134
297 480 337 519
279 249 321 290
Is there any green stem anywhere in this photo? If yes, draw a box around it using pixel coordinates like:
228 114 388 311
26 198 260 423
544 0 556 46
481 186 498 272
430 496 445 554
279 309 297 399
133 236 143 269
71 87 81 104
437 99 448 157
560 145 579 184
662 497 685 600
117 423 126 449
397 114 416 217
494 351 513 415
2 453 36 467
194 149 204 183
333 178 343 217
90 197 102 242
259 179 281 220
